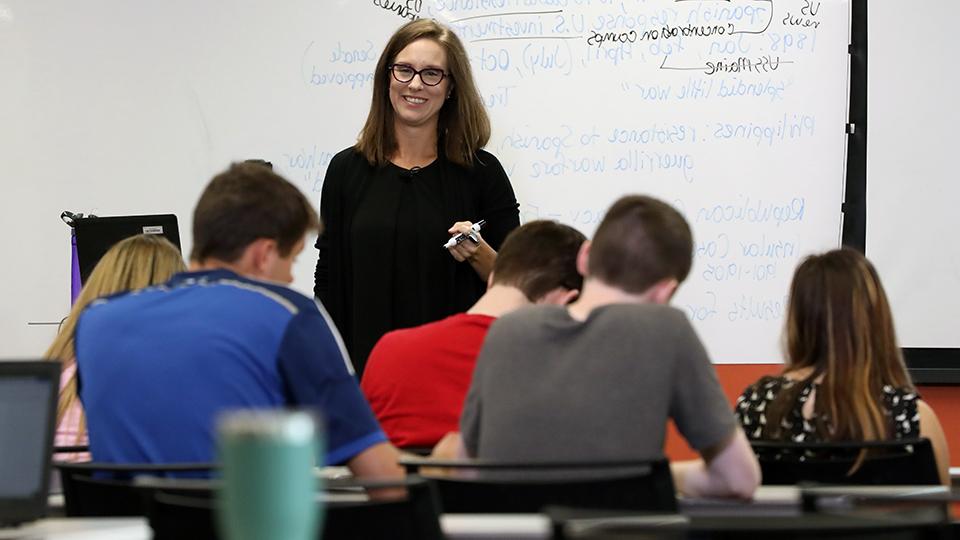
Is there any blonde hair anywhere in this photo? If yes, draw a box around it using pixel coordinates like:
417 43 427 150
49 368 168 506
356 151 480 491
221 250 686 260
356 19 491 167
45 234 186 441
765 248 912 442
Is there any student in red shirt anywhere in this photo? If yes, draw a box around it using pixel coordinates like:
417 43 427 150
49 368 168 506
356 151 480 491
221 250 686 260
361 220 585 448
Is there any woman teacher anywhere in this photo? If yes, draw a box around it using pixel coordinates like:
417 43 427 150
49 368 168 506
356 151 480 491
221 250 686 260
315 19 520 375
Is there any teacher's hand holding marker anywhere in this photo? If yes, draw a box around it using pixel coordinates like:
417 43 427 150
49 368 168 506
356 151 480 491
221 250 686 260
445 220 496 279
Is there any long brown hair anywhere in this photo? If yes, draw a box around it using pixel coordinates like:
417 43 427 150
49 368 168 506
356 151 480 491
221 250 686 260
45 234 186 441
356 19 491 167
764 248 912 441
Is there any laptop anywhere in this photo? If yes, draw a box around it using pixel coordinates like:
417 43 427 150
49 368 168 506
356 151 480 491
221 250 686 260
73 214 181 284
0 361 60 527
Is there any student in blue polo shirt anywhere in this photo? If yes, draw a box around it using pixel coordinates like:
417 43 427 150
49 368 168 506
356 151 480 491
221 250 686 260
75 162 403 481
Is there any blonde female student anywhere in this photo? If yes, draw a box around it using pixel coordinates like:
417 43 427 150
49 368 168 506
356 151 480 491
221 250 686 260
46 234 185 454
735 248 950 485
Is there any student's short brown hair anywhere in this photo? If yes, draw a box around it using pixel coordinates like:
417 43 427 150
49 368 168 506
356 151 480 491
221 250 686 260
588 195 693 293
190 163 320 263
491 220 586 301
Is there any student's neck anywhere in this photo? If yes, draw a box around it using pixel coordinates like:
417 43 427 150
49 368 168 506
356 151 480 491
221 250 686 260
467 285 530 318
190 259 248 277
566 279 654 321
391 123 438 168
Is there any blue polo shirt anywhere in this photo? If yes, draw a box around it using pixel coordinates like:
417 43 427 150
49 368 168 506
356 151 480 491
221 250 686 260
76 269 386 465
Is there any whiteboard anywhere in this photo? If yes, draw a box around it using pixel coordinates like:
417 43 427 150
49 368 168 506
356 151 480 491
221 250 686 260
0 0 849 363
867 1 960 349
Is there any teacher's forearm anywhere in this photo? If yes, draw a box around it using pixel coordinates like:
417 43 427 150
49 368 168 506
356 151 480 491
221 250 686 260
468 243 496 281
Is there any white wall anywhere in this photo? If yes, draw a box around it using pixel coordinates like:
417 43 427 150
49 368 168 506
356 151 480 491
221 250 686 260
867 2 960 349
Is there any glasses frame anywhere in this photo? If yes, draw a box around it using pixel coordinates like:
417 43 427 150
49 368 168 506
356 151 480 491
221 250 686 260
388 63 447 87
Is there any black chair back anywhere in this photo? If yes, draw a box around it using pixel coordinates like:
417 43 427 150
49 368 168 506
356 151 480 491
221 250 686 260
324 476 444 540
53 461 216 517
148 491 218 540
397 445 434 456
751 438 940 486
142 475 443 540
402 458 676 513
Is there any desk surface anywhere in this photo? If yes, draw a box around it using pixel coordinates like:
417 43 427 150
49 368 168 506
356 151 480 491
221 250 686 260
0 518 150 540
680 484 949 517
441 514 551 539
18 485 949 540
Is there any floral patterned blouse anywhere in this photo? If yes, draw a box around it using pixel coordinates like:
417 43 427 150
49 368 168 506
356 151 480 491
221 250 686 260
734 375 920 442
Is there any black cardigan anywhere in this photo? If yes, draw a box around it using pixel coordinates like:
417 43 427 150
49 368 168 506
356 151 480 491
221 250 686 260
314 147 520 375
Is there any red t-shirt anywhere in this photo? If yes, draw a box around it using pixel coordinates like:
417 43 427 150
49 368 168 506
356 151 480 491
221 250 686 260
360 313 496 448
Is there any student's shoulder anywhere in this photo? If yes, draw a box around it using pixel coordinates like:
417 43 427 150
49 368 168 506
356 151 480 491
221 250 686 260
80 284 158 319
374 317 446 349
489 305 564 335
211 274 322 318
384 313 491 346
738 375 787 402
598 303 692 330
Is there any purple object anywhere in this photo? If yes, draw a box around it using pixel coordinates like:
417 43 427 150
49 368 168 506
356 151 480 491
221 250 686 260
70 230 82 304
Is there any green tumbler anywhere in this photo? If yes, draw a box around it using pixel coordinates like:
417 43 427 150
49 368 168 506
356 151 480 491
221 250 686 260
218 410 323 540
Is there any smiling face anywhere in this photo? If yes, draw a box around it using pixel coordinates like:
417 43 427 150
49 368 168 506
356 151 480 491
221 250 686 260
389 38 451 132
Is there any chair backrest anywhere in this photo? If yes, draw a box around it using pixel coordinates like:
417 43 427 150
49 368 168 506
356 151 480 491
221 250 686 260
53 461 216 517
397 445 434 457
142 475 444 540
402 458 677 514
147 491 218 540
552 507 948 540
751 438 940 486
324 476 444 540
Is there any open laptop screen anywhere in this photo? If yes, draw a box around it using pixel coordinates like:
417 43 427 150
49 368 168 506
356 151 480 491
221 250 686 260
73 214 181 285
0 361 60 526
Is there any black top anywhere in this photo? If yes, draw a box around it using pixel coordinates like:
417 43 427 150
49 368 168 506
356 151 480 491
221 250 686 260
315 147 520 376
735 375 920 442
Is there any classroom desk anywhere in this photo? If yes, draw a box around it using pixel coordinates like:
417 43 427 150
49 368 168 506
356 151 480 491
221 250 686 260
0 518 150 540
442 514 552 539
441 484 952 539
24 485 950 540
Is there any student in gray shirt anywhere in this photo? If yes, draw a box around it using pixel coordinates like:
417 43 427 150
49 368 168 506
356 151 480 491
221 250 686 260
435 195 760 499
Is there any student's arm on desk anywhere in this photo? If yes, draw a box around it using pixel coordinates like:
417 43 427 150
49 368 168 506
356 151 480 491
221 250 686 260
347 441 407 499
671 428 760 500
431 432 468 459
918 399 951 486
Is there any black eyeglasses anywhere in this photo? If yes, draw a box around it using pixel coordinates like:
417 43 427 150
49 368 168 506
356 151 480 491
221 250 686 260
389 63 447 86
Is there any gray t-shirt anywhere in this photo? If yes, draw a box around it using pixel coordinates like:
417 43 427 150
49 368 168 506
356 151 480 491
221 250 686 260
461 303 736 461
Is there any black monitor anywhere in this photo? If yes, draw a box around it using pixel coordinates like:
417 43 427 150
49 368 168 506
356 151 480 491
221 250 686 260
73 214 181 284
0 361 60 526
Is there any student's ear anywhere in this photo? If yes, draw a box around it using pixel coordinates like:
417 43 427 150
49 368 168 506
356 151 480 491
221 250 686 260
575 240 591 278
486 271 495 290
649 278 679 305
242 238 279 279
536 287 580 306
